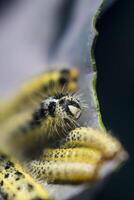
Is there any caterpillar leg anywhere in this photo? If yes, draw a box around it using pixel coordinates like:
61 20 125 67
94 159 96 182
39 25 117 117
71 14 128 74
0 152 51 200
28 128 128 183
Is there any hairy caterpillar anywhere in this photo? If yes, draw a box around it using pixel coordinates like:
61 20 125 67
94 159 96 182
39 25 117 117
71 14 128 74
1 92 84 158
0 68 79 122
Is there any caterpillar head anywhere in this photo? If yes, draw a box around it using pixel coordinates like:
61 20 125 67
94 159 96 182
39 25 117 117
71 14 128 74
39 93 83 136
46 93 82 120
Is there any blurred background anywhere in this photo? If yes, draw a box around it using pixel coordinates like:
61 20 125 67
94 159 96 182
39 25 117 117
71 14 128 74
0 0 134 199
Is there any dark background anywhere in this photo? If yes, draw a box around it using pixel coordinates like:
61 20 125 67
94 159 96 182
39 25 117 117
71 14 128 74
0 0 134 199
96 0 134 199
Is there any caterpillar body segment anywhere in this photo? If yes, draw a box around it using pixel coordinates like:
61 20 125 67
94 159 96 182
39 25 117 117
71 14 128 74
0 152 51 200
61 127 123 159
0 68 79 122
27 148 102 183
28 160 98 183
27 128 127 183
41 147 102 164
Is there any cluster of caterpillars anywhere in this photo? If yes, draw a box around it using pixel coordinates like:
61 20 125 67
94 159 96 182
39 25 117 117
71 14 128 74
0 68 127 200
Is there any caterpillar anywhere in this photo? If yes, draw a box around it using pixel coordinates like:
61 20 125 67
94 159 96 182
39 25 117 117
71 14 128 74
0 68 79 122
27 127 127 183
0 152 51 200
1 92 84 158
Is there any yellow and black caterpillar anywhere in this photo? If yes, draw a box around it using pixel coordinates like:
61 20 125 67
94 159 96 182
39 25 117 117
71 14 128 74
0 68 128 200
2 92 83 157
0 68 79 122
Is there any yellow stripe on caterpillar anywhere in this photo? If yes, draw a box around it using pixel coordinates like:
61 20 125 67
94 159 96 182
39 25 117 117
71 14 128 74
28 160 98 183
42 147 102 164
